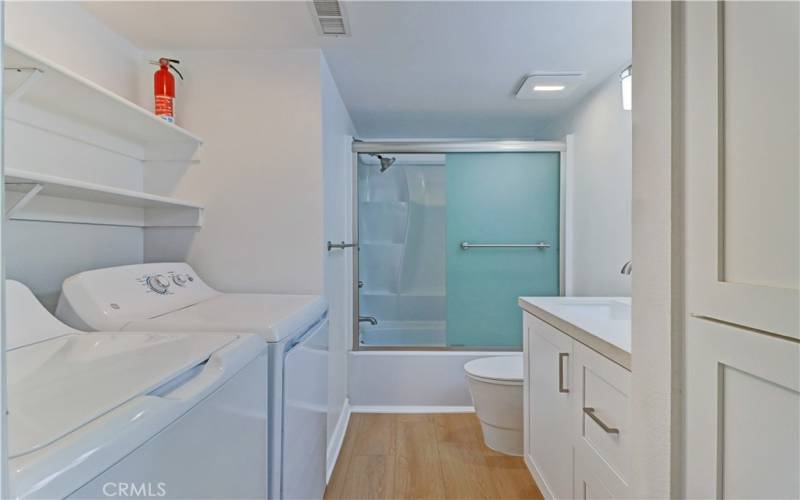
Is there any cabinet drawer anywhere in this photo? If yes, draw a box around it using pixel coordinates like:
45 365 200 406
573 341 631 491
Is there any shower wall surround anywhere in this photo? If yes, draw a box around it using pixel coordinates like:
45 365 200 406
358 155 446 346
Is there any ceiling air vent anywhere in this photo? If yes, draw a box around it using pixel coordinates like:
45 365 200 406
311 0 350 37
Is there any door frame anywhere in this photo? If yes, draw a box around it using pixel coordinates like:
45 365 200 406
630 1 684 498
349 140 567 351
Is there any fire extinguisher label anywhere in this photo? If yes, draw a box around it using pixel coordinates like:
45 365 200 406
155 95 174 123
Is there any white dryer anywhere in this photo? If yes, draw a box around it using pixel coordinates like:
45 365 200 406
56 263 329 500
6 280 268 499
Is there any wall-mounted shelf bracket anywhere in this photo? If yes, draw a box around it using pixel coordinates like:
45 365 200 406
4 66 43 102
5 182 43 218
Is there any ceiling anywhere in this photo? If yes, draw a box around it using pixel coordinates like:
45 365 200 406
83 1 631 138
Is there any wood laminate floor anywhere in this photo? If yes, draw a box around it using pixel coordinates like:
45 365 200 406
324 413 543 500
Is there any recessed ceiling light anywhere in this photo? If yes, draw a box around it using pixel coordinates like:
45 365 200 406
515 73 585 100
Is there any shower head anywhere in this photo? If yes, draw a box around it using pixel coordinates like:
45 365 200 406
371 154 397 172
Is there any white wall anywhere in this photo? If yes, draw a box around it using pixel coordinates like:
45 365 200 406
3 2 145 309
142 49 325 295
320 54 356 461
5 1 141 101
538 70 632 297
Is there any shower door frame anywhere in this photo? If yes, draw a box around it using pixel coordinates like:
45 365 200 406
351 140 568 351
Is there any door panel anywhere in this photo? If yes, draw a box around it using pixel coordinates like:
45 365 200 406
721 2 799 291
446 152 560 347
684 1 799 337
685 317 800 499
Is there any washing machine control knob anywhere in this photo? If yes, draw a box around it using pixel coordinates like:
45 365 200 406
147 274 171 294
172 273 190 286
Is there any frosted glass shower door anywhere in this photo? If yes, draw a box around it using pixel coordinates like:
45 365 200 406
446 152 560 347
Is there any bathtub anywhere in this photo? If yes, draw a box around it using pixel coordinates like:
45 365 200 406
348 350 519 410
359 321 446 347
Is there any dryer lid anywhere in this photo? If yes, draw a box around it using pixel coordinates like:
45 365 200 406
7 331 237 458
464 355 523 382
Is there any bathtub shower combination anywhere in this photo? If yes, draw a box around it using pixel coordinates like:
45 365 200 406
355 144 564 350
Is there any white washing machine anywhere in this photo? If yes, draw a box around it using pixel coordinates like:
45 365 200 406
6 280 268 499
56 263 329 500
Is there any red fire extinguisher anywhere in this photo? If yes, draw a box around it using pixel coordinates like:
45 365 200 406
152 57 183 124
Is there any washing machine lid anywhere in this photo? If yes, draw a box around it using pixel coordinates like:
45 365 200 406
122 293 327 343
464 356 523 382
7 331 237 459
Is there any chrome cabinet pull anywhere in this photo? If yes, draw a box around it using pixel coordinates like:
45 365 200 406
558 352 569 393
583 407 619 434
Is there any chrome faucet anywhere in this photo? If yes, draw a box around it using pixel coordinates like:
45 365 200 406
359 316 378 326
620 260 632 275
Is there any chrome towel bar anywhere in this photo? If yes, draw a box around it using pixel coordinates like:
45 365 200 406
460 241 551 250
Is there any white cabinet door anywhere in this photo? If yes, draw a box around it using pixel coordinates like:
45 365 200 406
574 447 617 500
685 317 799 499
683 1 799 338
528 315 574 500
682 3 800 498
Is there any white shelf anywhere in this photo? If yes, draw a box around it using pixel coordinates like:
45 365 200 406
5 168 203 228
4 42 202 161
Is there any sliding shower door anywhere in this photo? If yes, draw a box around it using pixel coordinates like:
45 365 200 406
446 152 560 347
356 149 561 349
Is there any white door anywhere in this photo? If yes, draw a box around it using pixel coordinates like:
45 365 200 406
528 316 574 500
682 2 800 498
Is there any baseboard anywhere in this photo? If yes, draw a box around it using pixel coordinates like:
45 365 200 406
326 398 352 483
525 454 554 500
349 405 475 414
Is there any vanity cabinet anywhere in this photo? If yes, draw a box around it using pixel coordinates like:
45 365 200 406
524 312 631 499
572 341 631 499
524 313 574 500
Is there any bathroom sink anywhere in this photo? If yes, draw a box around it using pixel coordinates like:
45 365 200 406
518 297 631 356
551 297 630 322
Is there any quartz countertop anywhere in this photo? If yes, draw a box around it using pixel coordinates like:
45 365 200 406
519 296 632 370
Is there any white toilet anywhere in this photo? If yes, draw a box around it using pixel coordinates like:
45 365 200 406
464 354 524 456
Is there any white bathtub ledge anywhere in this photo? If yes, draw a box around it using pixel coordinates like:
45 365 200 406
518 297 632 370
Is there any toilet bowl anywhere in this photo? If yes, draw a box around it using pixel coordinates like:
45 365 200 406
464 355 524 456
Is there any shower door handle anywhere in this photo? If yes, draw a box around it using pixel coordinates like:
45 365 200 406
327 241 358 251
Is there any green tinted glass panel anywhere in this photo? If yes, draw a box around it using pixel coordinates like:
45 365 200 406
446 152 560 347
